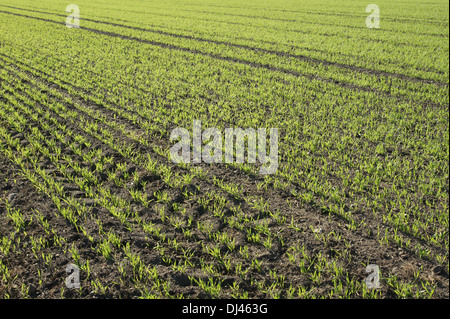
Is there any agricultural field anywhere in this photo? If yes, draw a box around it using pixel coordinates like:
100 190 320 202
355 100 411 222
0 0 448 300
